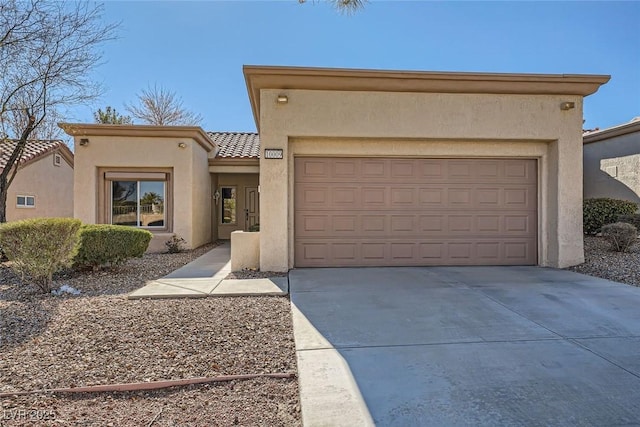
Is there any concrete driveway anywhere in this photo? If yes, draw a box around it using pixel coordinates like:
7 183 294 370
290 266 640 426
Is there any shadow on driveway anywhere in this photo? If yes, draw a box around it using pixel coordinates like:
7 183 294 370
290 266 640 426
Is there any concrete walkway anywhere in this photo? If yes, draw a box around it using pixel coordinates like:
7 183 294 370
290 266 640 426
128 242 288 299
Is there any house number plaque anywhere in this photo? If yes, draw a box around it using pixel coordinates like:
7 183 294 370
264 149 283 159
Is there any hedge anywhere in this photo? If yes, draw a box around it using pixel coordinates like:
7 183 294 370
0 218 82 293
74 224 152 270
583 198 637 235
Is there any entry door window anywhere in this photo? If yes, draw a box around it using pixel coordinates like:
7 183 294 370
221 187 236 224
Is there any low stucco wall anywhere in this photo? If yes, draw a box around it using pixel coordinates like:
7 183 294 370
258 89 585 270
231 230 260 271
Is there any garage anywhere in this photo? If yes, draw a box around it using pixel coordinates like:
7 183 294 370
244 65 609 270
295 157 537 267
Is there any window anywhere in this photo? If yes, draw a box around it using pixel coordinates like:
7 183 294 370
221 187 236 224
17 195 35 208
111 180 165 228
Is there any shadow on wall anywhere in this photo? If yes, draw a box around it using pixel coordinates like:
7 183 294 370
591 166 640 206
585 134 640 206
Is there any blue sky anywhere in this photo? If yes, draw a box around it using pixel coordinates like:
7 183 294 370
72 1 640 132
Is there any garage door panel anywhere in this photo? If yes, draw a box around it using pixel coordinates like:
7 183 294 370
296 211 536 238
295 239 536 267
295 157 537 267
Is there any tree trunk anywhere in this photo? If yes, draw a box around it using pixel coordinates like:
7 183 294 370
0 176 7 223
0 111 36 223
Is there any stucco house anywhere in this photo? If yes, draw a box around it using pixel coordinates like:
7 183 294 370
62 65 609 269
1 139 74 221
583 118 640 206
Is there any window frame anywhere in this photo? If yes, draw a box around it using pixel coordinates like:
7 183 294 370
100 168 172 232
16 195 35 208
110 180 167 229
220 186 237 225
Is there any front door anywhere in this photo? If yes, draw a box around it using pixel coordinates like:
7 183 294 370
244 187 259 230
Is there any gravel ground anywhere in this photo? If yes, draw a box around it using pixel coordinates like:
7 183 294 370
225 270 288 280
0 245 300 426
567 235 640 287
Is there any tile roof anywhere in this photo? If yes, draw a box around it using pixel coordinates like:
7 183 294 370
208 132 260 159
0 139 67 169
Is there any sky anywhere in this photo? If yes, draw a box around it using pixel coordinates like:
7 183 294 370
69 0 640 133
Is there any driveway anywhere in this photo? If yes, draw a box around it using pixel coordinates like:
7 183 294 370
290 266 640 426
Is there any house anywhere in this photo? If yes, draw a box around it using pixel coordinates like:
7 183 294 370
62 66 609 269
583 117 640 206
1 139 74 221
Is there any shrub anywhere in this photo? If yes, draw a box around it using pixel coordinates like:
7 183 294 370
74 225 152 270
583 198 637 235
0 218 82 293
248 223 260 232
601 222 638 252
165 234 186 253
616 214 640 230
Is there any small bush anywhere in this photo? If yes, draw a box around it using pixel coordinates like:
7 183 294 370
165 234 186 253
248 223 260 232
616 214 640 230
74 225 152 270
601 222 638 252
583 198 637 235
0 218 82 293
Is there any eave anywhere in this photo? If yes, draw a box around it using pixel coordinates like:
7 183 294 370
244 65 610 131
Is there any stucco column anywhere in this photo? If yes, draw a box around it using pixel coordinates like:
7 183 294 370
258 129 290 272
553 100 586 268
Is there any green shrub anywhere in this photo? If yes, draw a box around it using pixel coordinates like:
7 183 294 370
583 198 637 235
601 222 638 252
616 214 640 230
0 218 82 293
248 223 260 232
165 234 186 253
74 225 152 270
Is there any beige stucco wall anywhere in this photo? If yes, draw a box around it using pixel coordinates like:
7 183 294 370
258 89 585 270
72 135 211 252
216 173 259 239
230 230 260 271
8 151 74 221
583 131 640 205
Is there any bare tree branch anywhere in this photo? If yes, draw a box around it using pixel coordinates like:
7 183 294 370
298 0 366 14
0 0 118 222
125 84 203 126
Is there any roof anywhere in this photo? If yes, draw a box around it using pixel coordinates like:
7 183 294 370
244 65 611 130
583 117 640 144
0 139 72 170
209 132 260 159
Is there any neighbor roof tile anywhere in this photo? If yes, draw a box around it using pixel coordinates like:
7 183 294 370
0 139 67 169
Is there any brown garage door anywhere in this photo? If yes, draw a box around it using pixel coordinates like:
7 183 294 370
294 157 537 267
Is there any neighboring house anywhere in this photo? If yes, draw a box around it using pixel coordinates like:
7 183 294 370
583 118 640 206
62 65 609 269
0 139 74 221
